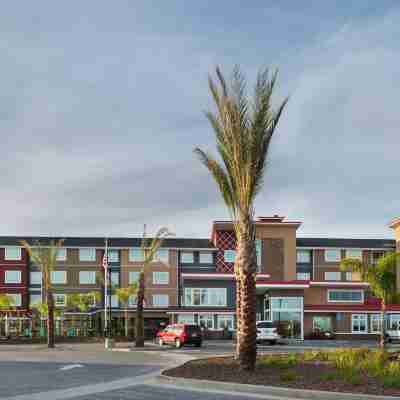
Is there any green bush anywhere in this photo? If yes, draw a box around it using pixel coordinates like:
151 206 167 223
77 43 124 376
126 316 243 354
320 371 339 381
381 375 400 389
302 350 330 362
280 370 298 382
360 350 388 378
258 354 297 369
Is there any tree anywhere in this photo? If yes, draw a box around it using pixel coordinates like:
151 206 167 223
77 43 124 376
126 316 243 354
340 252 400 348
135 226 173 347
115 286 137 338
31 301 48 336
0 294 15 337
194 66 287 370
21 239 64 348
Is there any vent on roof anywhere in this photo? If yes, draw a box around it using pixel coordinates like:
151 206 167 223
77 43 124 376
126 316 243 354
257 215 285 223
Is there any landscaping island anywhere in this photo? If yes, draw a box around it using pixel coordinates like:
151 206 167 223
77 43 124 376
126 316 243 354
164 349 400 396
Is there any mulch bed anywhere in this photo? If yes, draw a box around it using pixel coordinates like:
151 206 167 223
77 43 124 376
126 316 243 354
163 355 400 396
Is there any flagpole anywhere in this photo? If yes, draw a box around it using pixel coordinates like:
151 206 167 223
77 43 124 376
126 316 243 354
104 237 110 348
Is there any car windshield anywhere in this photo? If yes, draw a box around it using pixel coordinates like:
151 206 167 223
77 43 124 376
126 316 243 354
257 322 273 329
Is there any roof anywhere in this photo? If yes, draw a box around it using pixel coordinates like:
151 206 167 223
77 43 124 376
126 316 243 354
297 237 395 249
0 236 215 249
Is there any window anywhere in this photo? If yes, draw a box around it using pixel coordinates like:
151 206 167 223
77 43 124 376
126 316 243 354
129 271 140 284
178 314 194 324
313 316 332 332
5 247 21 261
346 249 362 260
297 250 311 263
217 315 234 330
56 248 67 261
155 249 169 263
198 314 214 329
371 314 382 333
110 272 120 287
129 248 144 262
7 293 22 307
53 294 66 307
5 270 21 284
51 271 67 284
30 272 42 285
107 249 119 263
352 314 367 333
296 272 310 280
199 252 213 264
224 250 236 263
30 294 41 306
184 288 227 307
111 295 119 308
256 239 262 266
181 252 194 263
128 295 137 307
79 248 96 262
79 271 96 285
328 290 363 303
325 271 341 281
325 249 341 262
153 271 169 285
389 315 400 331
346 271 361 281
152 294 169 307
271 298 303 310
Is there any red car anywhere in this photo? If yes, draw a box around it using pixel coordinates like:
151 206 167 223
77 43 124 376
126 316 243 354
157 324 202 348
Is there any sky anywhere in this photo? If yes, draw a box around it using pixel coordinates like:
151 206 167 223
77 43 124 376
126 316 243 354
0 1 399 239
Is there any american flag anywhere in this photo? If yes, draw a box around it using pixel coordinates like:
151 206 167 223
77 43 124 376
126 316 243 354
102 253 108 271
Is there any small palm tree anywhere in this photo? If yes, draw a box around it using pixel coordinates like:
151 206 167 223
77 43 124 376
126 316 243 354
194 66 287 370
135 226 173 347
341 252 400 348
0 294 15 337
31 301 48 337
116 285 137 338
21 239 64 348
67 292 100 336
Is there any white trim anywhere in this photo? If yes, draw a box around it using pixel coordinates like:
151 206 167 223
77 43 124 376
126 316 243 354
4 246 22 261
311 281 369 287
167 311 235 315
181 273 271 279
297 246 393 251
327 289 364 303
335 332 379 335
351 314 368 334
305 309 374 313
257 284 309 288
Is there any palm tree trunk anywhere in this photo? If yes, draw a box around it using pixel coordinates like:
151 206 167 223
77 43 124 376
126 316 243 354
125 307 129 338
135 272 145 347
380 300 386 349
235 217 257 371
235 271 242 358
47 291 55 348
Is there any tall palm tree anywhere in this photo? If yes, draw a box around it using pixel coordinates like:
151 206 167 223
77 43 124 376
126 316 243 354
116 285 137 338
194 66 287 370
135 226 173 347
21 239 64 348
0 294 15 337
341 252 400 348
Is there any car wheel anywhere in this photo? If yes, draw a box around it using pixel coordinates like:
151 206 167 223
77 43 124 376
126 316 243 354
158 338 164 346
175 339 182 348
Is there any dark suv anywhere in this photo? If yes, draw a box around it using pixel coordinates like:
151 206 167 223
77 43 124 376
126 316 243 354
157 324 202 348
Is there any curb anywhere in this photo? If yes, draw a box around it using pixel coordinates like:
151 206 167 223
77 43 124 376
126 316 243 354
148 375 400 400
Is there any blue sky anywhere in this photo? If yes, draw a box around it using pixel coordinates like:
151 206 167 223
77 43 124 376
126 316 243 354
1 1 399 238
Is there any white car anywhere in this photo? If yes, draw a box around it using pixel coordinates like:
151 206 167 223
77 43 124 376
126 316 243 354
256 321 281 345
386 329 400 342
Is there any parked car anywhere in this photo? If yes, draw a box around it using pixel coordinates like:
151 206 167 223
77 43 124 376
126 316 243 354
256 321 281 345
157 324 202 348
385 329 400 343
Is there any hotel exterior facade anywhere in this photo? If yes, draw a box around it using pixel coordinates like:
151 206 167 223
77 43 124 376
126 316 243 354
1 215 400 340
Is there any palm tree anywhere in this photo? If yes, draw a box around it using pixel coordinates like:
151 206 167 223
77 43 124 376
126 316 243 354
21 239 64 348
116 285 137 338
194 66 288 371
135 226 173 347
340 252 400 348
31 302 48 337
0 294 15 337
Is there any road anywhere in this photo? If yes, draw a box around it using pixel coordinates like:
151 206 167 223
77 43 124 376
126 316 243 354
0 340 393 399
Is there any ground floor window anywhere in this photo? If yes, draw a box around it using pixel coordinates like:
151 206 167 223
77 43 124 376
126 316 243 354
351 314 367 333
198 314 214 329
313 316 332 332
389 315 400 330
177 314 194 324
270 297 303 339
370 314 382 333
217 315 234 331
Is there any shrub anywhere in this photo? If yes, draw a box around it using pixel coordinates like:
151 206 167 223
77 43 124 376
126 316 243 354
382 375 400 389
280 370 298 382
320 371 339 381
302 350 330 362
360 350 389 378
343 372 362 385
258 354 297 369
